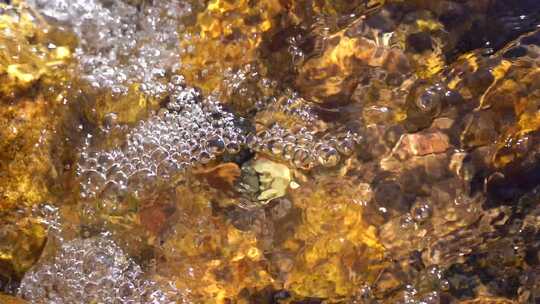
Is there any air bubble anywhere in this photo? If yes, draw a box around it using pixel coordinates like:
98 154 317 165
198 150 212 164
336 135 355 156
267 138 284 155
226 141 241 154
293 148 314 170
317 145 341 167
208 137 226 154
151 148 169 162
282 143 296 160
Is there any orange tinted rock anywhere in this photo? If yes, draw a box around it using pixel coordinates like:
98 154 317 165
394 131 450 158
0 294 27 304
193 163 241 191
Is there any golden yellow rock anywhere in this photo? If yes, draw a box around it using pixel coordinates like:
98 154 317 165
0 2 73 101
0 3 80 288
490 65 540 168
283 177 386 299
0 212 47 280
79 83 157 127
252 158 291 202
442 30 540 169
179 0 389 114
296 19 410 107
0 294 28 304
157 183 277 302
0 1 82 212
393 12 447 79
179 0 283 113
0 97 57 211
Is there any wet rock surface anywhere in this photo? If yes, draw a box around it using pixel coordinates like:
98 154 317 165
0 0 539 303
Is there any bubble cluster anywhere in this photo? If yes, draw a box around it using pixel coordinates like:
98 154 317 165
18 237 182 303
252 93 362 170
78 82 248 198
78 83 362 198
249 124 358 170
264 94 321 125
28 0 188 96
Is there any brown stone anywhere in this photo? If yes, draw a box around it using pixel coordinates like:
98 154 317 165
395 131 451 158
0 294 27 304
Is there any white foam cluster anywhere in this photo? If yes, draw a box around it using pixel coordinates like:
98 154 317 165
77 81 361 199
28 0 188 96
19 237 182 304
77 82 247 198
249 123 358 170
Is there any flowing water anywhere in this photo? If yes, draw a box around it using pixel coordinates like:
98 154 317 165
0 0 539 303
